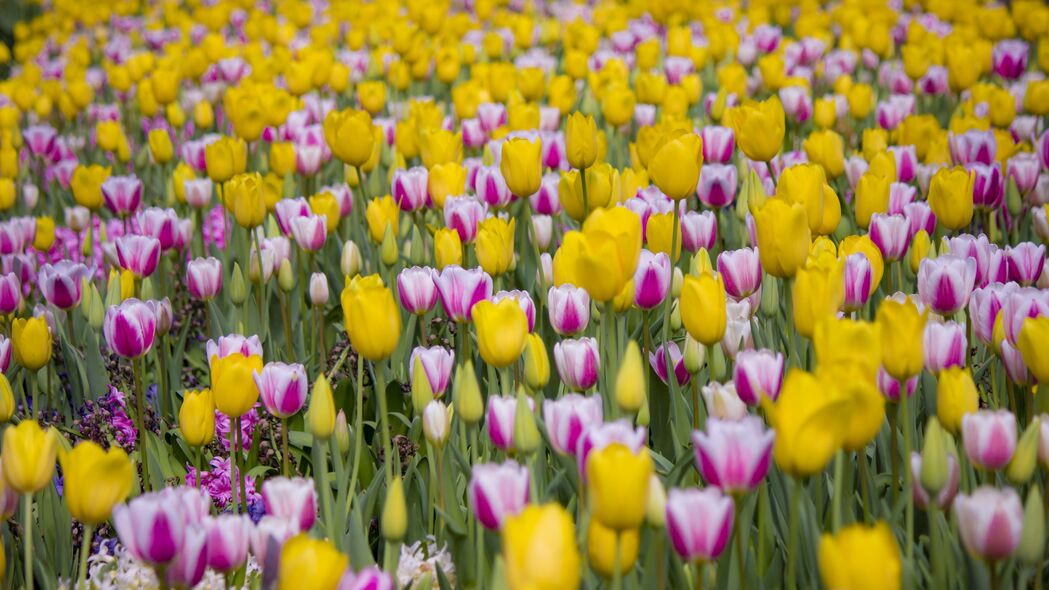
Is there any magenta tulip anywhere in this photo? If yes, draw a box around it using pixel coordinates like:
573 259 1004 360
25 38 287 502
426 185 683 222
187 257 223 301
633 250 672 310
542 393 603 456
103 298 157 358
254 362 308 418
917 254 977 315
547 284 590 336
261 477 318 533
954 486 1023 561
116 234 162 278
962 410 1017 470
666 487 735 562
468 460 530 530
693 416 774 493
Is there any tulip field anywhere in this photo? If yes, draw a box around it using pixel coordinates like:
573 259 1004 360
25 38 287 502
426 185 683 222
4 0 1049 588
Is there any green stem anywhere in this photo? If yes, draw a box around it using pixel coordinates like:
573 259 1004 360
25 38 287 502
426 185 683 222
24 493 33 590
889 406 898 506
858 450 873 522
787 477 802 590
346 356 365 516
832 450 844 532
313 440 336 540
133 358 151 492
230 418 239 512
281 417 290 478
735 497 747 590
79 523 94 584
612 533 623 590
375 361 394 483
580 166 590 220
236 416 247 514
901 389 914 566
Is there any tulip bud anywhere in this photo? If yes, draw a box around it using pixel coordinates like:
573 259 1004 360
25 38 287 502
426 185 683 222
381 476 407 542
671 267 684 299
690 249 714 277
309 374 336 440
743 169 766 215
1008 420 1040 484
341 241 362 277
335 410 350 456
410 225 426 266
105 272 123 308
1006 177 1024 218
670 301 681 331
512 387 540 455
140 277 155 301
454 361 484 425
645 474 667 527
909 230 931 275
523 333 550 391
411 355 434 417
380 223 398 267
636 397 650 426
82 227 93 258
920 417 949 499
278 259 295 293
422 400 451 447
0 374 14 423
230 263 247 305
616 340 645 414
87 283 105 330
683 334 705 374
707 344 726 381
309 273 329 306
760 272 779 316
248 254 263 284
1018 485 1045 566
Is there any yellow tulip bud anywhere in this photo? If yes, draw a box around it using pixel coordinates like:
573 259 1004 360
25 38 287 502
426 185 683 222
928 167 975 231
565 112 598 169
278 534 347 590
500 136 542 198
472 299 528 368
381 476 408 541
587 443 653 531
753 199 811 279
12 316 51 371
476 217 515 276
512 388 541 455
365 195 399 244
411 355 435 417
615 340 645 414
341 275 401 361
876 299 928 382
792 254 845 339
1 419 58 494
681 274 727 346
818 522 901 590
455 361 484 425
503 504 581 590
765 369 851 477
33 216 55 251
269 142 296 177
588 521 640 579
434 227 463 270
324 109 375 167
1018 317 1049 384
728 96 785 162
936 367 979 435
59 441 133 525
0 374 13 423
211 352 263 418
179 389 215 447
648 133 703 200
309 373 336 440
523 333 550 391
148 129 173 164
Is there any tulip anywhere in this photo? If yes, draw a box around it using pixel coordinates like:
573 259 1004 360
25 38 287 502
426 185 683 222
396 267 438 315
187 257 222 301
753 198 810 278
71 164 110 210
341 275 401 362
776 164 827 233
137 207 180 251
532 173 562 216
486 394 535 450
566 112 598 169
728 96 785 162
928 167 975 231
205 514 252 572
1018 316 1049 384
11 316 51 371
2 420 57 494
767 369 851 476
917 254 977 316
587 442 654 531
1006 153 1040 196
36 261 87 310
445 195 488 243
179 389 215 447
842 253 873 312
364 195 399 244
410 346 455 396
648 133 703 200
1006 242 1045 286
476 217 516 276
681 273 727 346
0 273 20 314
818 522 902 590
115 235 161 278
543 393 603 456
251 516 296 576
492 290 536 332
922 321 967 374
254 362 308 419
391 166 429 212
553 337 600 392
961 409 1017 470
324 109 375 168
59 440 133 526
576 419 649 476
337 567 394 590
547 284 590 336
700 126 735 163
262 477 318 533
702 381 748 421
588 519 640 579
876 299 928 382
278 534 348 590
869 213 912 262
468 460 530 530
954 486 1023 561
422 400 453 447
697 164 738 208
101 175 143 217
501 136 542 198
290 215 327 252
431 266 493 324
627 249 671 311
693 416 774 493
502 504 581 590
211 352 264 418
559 165 618 221
434 228 463 270
207 334 264 364
166 527 208 589
911 451 960 510
650 341 691 387
103 298 157 358
472 298 528 368
665 487 735 563
113 487 209 566
791 253 844 339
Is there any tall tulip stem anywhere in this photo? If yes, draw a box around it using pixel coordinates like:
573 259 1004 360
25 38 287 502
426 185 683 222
374 360 394 483
787 477 802 590
612 532 623 590
281 417 290 477
132 357 151 492
78 523 94 584
236 416 248 514
580 166 590 220
23 493 32 590
900 386 914 567
347 356 365 516
735 497 747 590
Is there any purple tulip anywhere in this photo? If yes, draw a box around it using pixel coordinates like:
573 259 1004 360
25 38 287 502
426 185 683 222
113 487 209 567
531 172 562 215
680 211 717 254
206 334 264 365
554 337 600 392
732 349 785 405
633 250 672 310
870 213 912 262
474 165 513 209
468 460 530 530
250 515 297 574
205 514 252 572
38 261 88 310
409 346 455 396
1007 153 1040 196
910 452 959 511
697 164 738 208
187 257 223 301
917 254 977 315
969 163 1004 211
444 196 488 243
842 253 873 312
392 166 429 212
878 366 917 402
954 486 1023 561
542 393 603 456
338 566 395 590
887 182 916 215
103 298 157 358
968 283 1015 346
922 321 967 374
889 145 917 183
275 198 311 236
693 416 774 494
486 395 534 451
962 410 1017 470
903 201 936 238
950 130 997 166
254 362 308 418
700 126 735 164
649 341 690 387
492 290 536 332
666 487 734 562
166 527 208 589
431 266 493 323
136 207 180 251
116 235 162 278
1005 242 1045 286
290 214 328 252
261 477 318 533
102 175 144 217
576 419 648 476
992 40 1028 80
547 284 590 336
0 335 11 374
397 266 438 315
0 272 19 314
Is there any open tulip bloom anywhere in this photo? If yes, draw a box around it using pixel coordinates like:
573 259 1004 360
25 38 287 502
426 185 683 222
6 2 1049 590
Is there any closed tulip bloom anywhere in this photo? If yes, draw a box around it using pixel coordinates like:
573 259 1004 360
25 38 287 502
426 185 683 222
166 527 208 589
341 275 401 362
804 129 845 179
410 346 455 396
968 163 1004 211
633 250 671 309
650 341 691 387
680 210 718 254
103 298 157 358
954 486 1023 561
290 215 327 252
445 195 488 243
391 166 429 212
114 490 193 566
776 164 827 233
0 273 20 314
554 337 600 392
665 487 735 563
2 420 57 494
818 522 901 590
432 266 493 322
474 166 512 210
917 254 977 316
910 451 960 510
324 109 375 167
767 369 851 476
1006 242 1045 286
434 228 463 270
792 253 844 339
718 248 762 301
1019 316 1049 383
697 164 738 208
733 349 785 405
1006 154 1040 197
588 519 640 579
501 136 542 198
877 299 928 382
502 503 581 590
648 133 703 200
923 321 967 374
937 367 980 435
206 334 264 365
211 352 263 418
753 199 810 278
364 195 399 244
693 416 774 493
486 394 534 450
136 207 180 251
532 173 562 216
187 257 222 301
1001 287 1049 345
205 514 252 572
869 213 912 262
101 175 143 217
565 112 598 169
115 235 161 278
543 393 603 456
587 442 653 531
700 126 735 163
179 389 215 447
492 290 536 333
262 477 318 533
12 316 51 371
38 261 88 309
71 164 110 210
473 298 528 368
476 217 516 276
842 253 873 312
928 167 975 231
254 362 308 419
681 273 727 346
728 97 785 162
469 460 530 530
278 534 348 590
961 410 1017 470
397 267 438 315
702 382 748 421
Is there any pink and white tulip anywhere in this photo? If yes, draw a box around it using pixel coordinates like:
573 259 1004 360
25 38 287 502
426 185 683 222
397 266 438 315
261 477 318 533
733 349 785 405
953 486 1023 561
431 265 493 322
633 250 672 310
254 362 308 418
410 346 455 396
666 487 734 563
917 254 977 316
542 393 603 456
187 257 223 301
554 337 600 391
692 416 774 494
468 460 530 530
961 410 1017 470
922 320 967 373
548 284 590 336
103 298 157 358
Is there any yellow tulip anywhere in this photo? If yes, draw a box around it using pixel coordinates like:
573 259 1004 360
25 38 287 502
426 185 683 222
615 340 645 413
309 192 341 232
862 129 889 162
0 374 13 423
147 129 173 164
278 534 347 590
210 352 263 418
566 208 642 302
471 299 528 368
648 133 703 200
341 275 401 362
365 195 399 244
179 389 215 447
728 96 785 162
766 369 851 477
71 164 110 210
589 521 640 578
419 129 463 169
434 227 463 270
357 80 386 115
819 522 901 590
947 45 980 92
1024 80 1049 116
427 162 467 210
565 112 598 169
928 167 975 232
792 253 845 339
503 503 581 590
847 83 873 119
523 333 550 390
226 173 266 229
601 85 636 127
149 67 180 105
33 216 55 252
0 179 12 211
936 367 979 435
776 164 826 233
475 217 515 276
559 164 617 222
803 130 845 179
95 120 125 153
323 109 374 168
1 420 57 494
587 443 653 531
1018 317 1049 384
309 374 336 440
753 199 811 279
681 273 727 347
269 142 296 178
501 136 543 198
876 299 928 382
12 316 51 371
508 103 540 131
59 441 133 525
646 212 682 262
813 97 837 129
